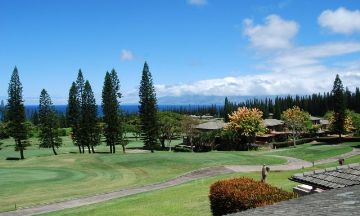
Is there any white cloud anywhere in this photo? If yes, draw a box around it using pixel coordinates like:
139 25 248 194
120 49 134 61
243 15 299 49
271 42 360 70
123 42 360 102
120 13 360 103
187 0 207 6
318 7 360 34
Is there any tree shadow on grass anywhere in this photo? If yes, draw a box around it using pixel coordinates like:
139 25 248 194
351 144 360 149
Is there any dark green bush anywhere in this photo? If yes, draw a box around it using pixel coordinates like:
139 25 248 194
272 138 314 149
0 123 9 139
173 145 192 152
315 136 360 143
209 177 297 216
58 128 67 136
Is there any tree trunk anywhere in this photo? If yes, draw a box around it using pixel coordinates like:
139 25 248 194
52 146 58 155
78 145 81 154
81 145 85 154
20 148 24 160
87 145 91 154
190 136 193 152
110 144 113 154
91 146 95 153
160 137 165 149
168 141 172 152
113 144 116 154
339 133 342 143
293 129 296 148
122 145 126 153
18 140 25 160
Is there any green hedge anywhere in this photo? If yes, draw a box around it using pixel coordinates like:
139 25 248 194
173 145 192 152
272 138 314 149
209 177 296 216
315 136 360 143
272 136 360 148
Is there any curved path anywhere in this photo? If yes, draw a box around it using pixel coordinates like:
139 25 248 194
314 148 360 165
1 149 359 216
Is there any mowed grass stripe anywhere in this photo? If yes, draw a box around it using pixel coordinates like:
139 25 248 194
0 147 285 212
264 142 357 161
43 155 360 216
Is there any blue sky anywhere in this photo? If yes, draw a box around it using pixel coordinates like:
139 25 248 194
1 0 360 104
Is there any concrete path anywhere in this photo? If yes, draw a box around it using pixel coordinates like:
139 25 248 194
1 148 360 216
314 148 360 165
225 156 312 172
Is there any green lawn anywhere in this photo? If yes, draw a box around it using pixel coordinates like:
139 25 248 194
0 137 285 212
264 142 358 162
1 138 359 214
44 155 360 216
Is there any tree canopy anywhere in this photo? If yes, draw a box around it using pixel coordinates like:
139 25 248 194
102 69 123 153
139 62 158 153
331 74 346 138
281 106 311 147
225 107 266 147
6 67 28 159
39 89 62 155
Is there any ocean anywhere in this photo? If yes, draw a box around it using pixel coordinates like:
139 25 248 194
24 104 222 117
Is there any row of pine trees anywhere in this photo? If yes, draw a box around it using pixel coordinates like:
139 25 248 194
222 85 360 121
3 62 158 159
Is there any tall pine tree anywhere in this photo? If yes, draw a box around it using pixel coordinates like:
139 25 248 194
67 82 82 153
223 97 231 122
6 67 28 159
76 69 85 103
332 74 346 139
67 70 86 153
139 62 158 153
39 89 62 155
102 69 123 154
81 81 100 153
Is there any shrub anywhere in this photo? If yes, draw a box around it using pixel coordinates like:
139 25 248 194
173 145 192 152
315 136 360 143
0 125 10 139
58 128 67 136
209 177 296 216
272 138 313 149
192 131 218 152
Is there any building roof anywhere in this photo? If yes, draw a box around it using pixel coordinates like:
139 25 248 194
229 184 360 216
264 119 284 127
310 116 321 121
195 121 225 130
289 163 360 190
320 119 329 125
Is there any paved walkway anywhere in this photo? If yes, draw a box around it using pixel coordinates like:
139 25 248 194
1 148 360 216
314 148 360 165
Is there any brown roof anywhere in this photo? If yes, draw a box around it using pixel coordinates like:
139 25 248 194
264 119 284 127
290 163 360 190
229 185 360 216
195 121 225 130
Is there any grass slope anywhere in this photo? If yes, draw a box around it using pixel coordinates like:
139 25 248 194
44 155 360 216
264 142 358 162
0 137 284 212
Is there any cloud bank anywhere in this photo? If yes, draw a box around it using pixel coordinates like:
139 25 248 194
122 12 360 104
119 12 360 104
